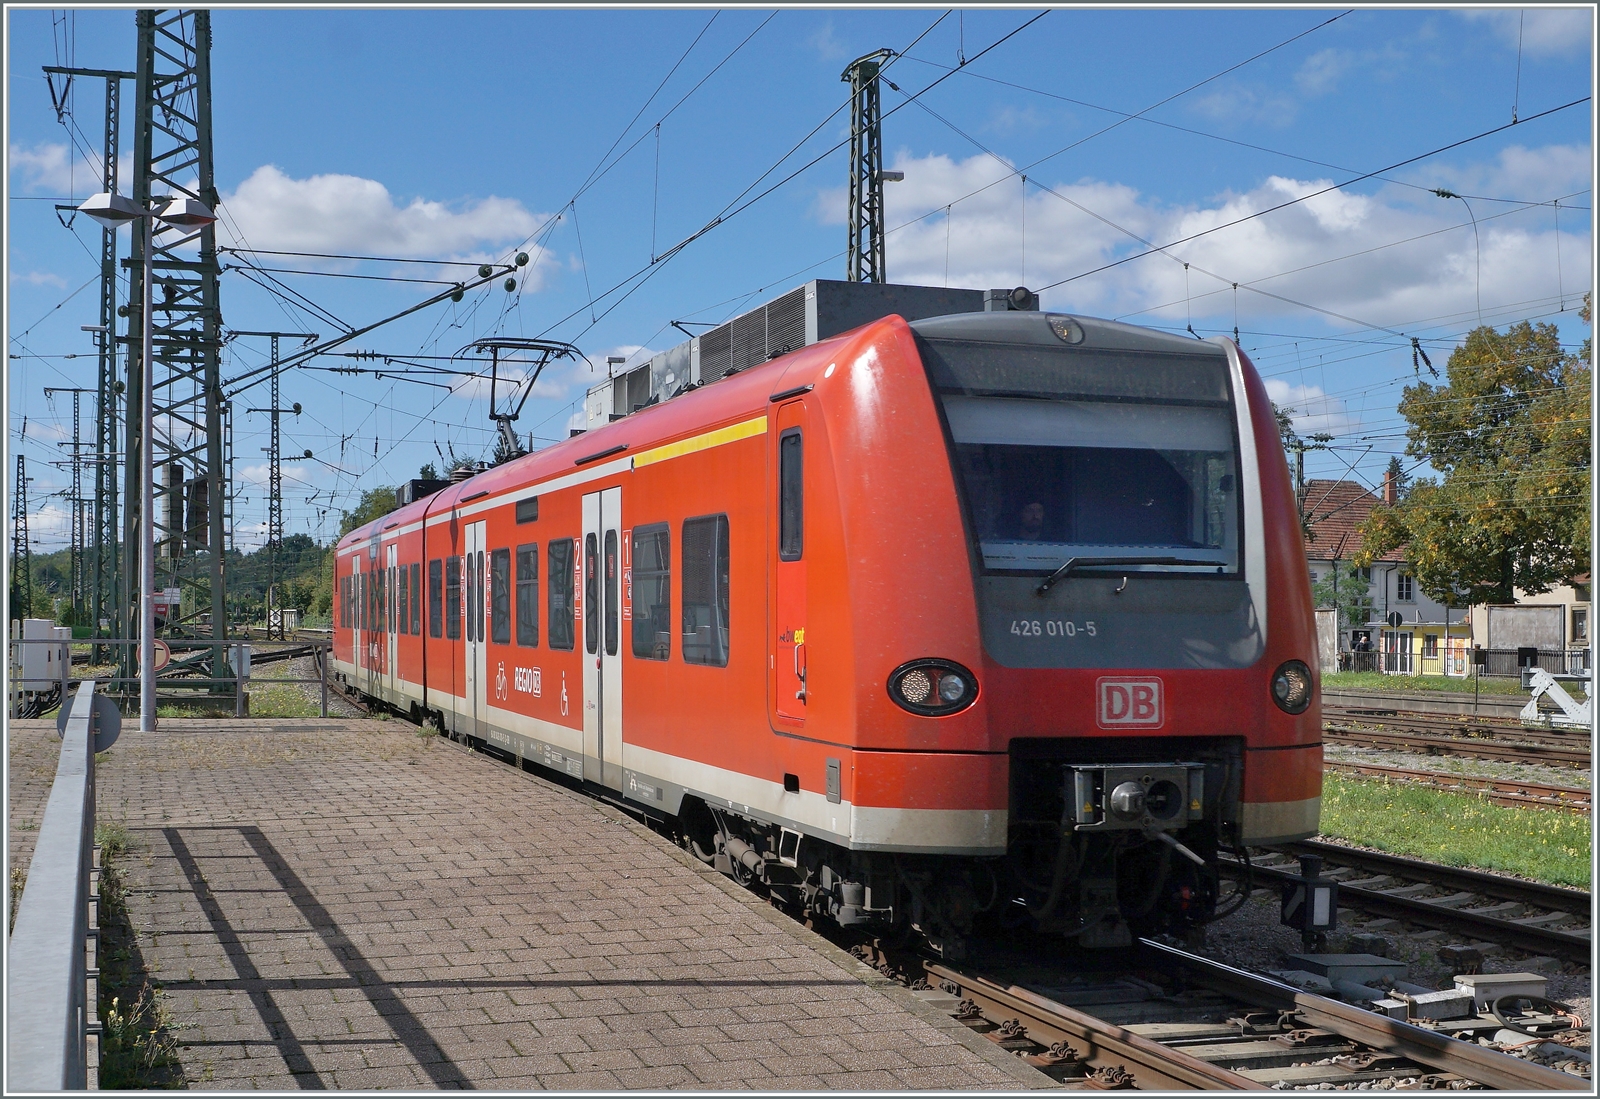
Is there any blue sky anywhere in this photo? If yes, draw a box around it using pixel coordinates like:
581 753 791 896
7 6 1594 552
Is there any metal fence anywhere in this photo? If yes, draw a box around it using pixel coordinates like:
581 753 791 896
1339 648 1591 677
6 682 106 1089
8 636 333 718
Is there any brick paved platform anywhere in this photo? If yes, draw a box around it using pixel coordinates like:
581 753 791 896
8 717 1052 1090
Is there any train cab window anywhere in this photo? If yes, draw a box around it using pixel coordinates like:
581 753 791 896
397 567 408 635
631 524 670 660
585 534 600 655
411 563 421 635
547 539 575 651
918 337 1240 576
428 559 443 638
604 531 619 657
490 548 511 645
516 544 539 647
445 556 462 640
683 514 730 667
779 430 803 561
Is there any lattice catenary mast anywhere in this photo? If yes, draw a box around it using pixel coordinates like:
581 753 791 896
842 49 897 283
124 9 227 678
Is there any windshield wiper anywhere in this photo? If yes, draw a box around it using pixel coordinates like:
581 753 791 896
1034 556 1197 597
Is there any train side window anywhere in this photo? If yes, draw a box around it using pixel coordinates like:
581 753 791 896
547 539 575 651
397 567 408 635
379 568 388 633
428 560 443 638
683 514 730 667
631 524 670 660
360 573 368 632
410 562 421 634
779 429 803 561
516 544 539 647
445 556 462 640
604 531 620 657
490 548 511 645
339 576 346 628
585 534 600 655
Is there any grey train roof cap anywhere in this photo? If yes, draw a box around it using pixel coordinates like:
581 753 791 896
910 310 1228 356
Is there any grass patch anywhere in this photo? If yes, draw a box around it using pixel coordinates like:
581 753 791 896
1319 774 1591 888
9 867 24 933
246 678 322 718
1323 671 1527 695
96 824 186 1088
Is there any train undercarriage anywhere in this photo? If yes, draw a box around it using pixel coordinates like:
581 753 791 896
357 679 1247 959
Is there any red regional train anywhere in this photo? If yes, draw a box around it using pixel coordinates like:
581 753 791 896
331 297 1321 954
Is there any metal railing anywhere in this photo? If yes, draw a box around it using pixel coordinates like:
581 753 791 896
8 636 332 718
6 682 106 1090
1338 647 1592 677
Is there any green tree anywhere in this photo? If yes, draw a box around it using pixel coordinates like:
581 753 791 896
1359 303 1590 604
1311 561 1373 627
338 486 400 538
1382 456 1411 501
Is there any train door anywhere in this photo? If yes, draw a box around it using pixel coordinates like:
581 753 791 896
771 400 808 727
352 555 364 687
386 543 399 700
464 521 486 739
582 487 624 790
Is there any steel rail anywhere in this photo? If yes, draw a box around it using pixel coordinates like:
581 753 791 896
1324 726 1590 767
1325 761 1591 812
1276 839 1591 915
1230 855 1590 963
1326 708 1589 746
924 963 1259 1090
1135 939 1587 1091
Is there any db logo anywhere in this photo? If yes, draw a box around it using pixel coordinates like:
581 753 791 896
1097 677 1164 729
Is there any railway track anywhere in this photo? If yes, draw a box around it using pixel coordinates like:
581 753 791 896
1324 725 1591 768
429 721 1590 1089
1324 707 1591 770
1325 760 1591 812
1227 840 1591 965
905 940 1587 1090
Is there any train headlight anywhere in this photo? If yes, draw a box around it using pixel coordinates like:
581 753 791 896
1271 660 1313 714
888 659 977 716
1048 314 1086 344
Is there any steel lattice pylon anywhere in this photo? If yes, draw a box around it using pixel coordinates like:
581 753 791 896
237 330 314 639
124 8 227 676
11 456 32 620
843 49 893 284
42 65 133 646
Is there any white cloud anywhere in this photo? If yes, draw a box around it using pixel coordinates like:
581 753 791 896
26 502 74 545
1263 380 1361 437
7 141 132 196
806 20 848 62
23 421 69 442
9 142 74 192
217 165 547 261
1188 84 1297 129
236 460 312 489
10 270 67 289
864 147 1593 334
1295 49 1353 96
1459 9 1594 57
1410 143 1593 205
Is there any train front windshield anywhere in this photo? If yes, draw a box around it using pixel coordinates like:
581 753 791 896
919 334 1239 576
916 319 1259 670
